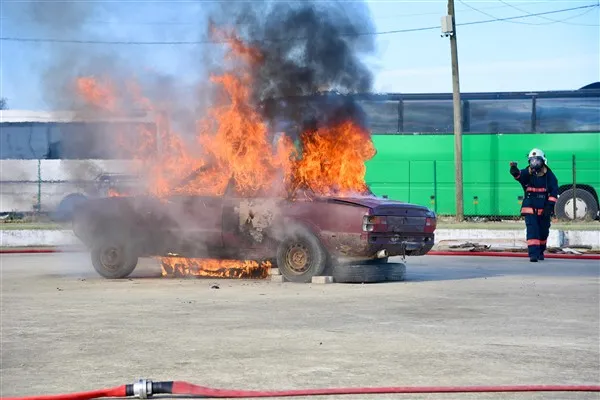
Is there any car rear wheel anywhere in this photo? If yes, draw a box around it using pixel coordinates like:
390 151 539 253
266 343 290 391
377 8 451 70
91 239 138 279
276 227 327 283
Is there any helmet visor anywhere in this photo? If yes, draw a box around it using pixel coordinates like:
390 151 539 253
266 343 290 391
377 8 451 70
529 156 544 169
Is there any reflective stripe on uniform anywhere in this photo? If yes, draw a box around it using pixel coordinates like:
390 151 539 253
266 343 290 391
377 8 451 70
521 207 543 215
540 240 547 245
548 196 557 202
527 239 542 246
526 187 547 193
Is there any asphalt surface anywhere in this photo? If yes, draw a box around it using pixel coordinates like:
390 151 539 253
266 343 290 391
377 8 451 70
1 253 599 399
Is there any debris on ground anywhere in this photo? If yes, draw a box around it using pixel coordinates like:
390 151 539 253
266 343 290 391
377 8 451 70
440 242 600 255
448 242 492 252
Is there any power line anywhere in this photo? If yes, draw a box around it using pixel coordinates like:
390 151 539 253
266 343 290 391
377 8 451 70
496 0 599 26
460 0 599 26
0 3 597 45
459 3 599 27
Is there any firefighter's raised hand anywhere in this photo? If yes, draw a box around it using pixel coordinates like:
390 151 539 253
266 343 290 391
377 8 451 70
509 161 519 177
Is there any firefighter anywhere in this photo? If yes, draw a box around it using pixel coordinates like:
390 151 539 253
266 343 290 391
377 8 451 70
510 148 559 262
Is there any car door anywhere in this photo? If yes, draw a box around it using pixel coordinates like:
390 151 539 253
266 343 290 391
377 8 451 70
221 183 284 251
159 195 224 254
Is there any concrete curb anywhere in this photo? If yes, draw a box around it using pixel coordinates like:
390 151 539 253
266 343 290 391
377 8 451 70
435 229 599 250
1 228 599 250
0 229 81 248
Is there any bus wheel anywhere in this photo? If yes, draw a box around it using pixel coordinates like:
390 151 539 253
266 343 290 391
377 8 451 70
555 188 599 221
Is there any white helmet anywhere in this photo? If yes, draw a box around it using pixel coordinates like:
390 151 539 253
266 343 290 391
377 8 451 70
528 148 547 163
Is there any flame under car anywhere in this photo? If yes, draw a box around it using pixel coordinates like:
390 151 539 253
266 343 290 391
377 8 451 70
72 181 436 283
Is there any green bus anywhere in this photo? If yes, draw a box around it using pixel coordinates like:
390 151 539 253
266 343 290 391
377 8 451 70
353 84 600 221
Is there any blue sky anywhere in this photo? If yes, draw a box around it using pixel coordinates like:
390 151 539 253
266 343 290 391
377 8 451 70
1 0 599 110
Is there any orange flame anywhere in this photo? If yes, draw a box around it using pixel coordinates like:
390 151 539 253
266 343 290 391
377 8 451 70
74 26 374 201
160 257 271 279
76 76 117 112
107 188 122 197
293 120 376 196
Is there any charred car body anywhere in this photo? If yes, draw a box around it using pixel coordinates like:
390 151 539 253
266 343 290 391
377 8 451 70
72 180 436 282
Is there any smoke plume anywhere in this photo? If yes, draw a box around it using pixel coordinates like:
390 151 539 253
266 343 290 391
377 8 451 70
209 0 376 137
6 0 376 140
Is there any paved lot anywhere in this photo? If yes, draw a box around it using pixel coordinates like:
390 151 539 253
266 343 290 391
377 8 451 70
1 253 599 399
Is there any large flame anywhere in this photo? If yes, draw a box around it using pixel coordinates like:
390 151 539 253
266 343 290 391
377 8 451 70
292 120 376 196
75 26 376 279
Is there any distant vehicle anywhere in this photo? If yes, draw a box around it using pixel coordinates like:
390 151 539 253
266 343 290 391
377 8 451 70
282 85 600 220
72 179 437 282
0 109 158 220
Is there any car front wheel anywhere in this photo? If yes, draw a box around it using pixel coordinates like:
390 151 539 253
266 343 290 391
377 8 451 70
276 227 327 283
91 239 138 279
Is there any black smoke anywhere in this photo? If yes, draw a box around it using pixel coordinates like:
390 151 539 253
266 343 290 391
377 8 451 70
209 0 377 138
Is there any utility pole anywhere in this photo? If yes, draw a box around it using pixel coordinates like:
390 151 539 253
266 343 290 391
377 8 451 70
442 0 464 222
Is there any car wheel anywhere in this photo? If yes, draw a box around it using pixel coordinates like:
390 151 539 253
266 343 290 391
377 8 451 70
332 264 387 284
91 239 138 279
385 262 407 282
276 227 327 283
555 188 598 221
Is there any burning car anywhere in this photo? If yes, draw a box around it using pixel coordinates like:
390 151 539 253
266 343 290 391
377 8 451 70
72 179 436 283
66 9 437 283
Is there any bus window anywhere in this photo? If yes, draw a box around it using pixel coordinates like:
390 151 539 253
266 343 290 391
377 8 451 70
356 100 399 134
469 99 532 133
535 97 600 132
48 122 158 160
402 100 454 134
0 123 50 159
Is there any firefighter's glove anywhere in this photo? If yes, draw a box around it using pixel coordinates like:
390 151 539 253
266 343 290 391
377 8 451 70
509 162 519 177
543 203 555 217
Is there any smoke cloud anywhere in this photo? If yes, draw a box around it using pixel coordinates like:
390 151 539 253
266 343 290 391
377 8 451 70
6 0 376 142
209 0 376 137
5 0 378 203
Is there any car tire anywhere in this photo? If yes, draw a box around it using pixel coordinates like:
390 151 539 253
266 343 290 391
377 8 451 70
91 238 138 279
361 257 389 264
555 188 599 221
332 264 387 284
276 226 327 283
385 262 407 282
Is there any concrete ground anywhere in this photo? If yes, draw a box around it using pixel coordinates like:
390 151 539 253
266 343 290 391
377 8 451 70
1 253 599 400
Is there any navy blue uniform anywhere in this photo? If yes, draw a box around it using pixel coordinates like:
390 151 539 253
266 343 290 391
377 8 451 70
512 166 559 260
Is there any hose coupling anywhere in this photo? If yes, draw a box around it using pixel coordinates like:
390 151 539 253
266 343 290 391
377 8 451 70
133 379 153 399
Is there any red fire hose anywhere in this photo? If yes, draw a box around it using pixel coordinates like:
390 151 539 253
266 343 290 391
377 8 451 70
428 250 600 260
0 385 127 400
3 380 599 400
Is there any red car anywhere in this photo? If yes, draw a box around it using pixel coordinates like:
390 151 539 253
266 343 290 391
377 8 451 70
72 180 436 282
